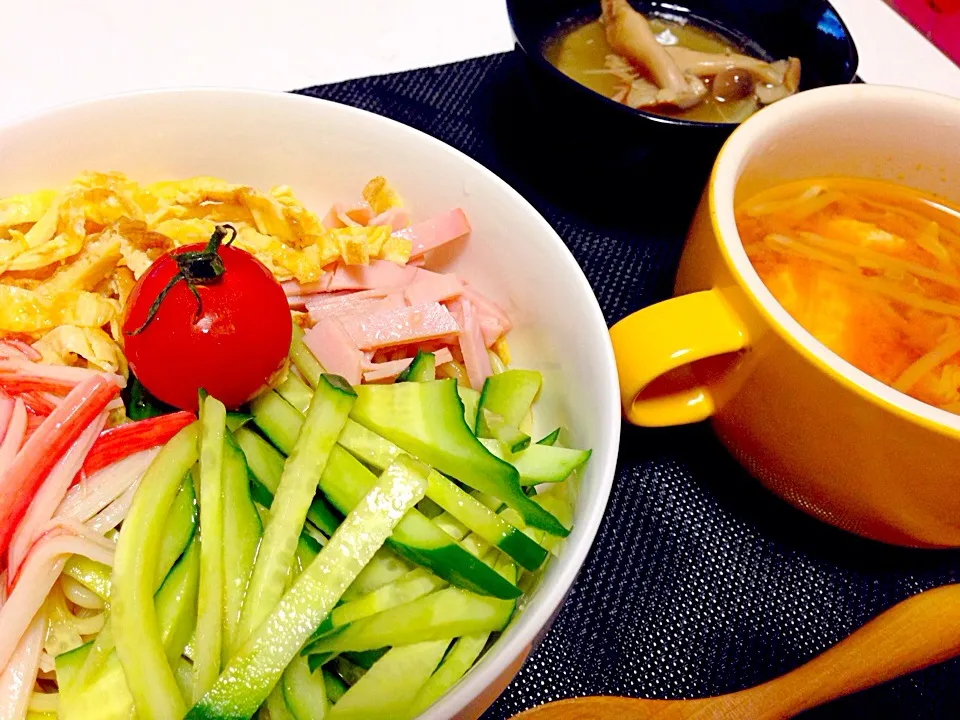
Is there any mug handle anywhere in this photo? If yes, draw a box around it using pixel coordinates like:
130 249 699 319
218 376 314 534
609 289 750 426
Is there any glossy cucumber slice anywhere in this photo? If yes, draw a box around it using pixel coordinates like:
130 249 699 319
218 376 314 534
327 640 450 720
250 390 303 455
185 457 427 720
264 683 297 720
225 412 253 432
337 415 547 570
323 670 348 704
156 474 199 588
112 422 199 719
290 323 324 389
222 433 263 660
305 558 516 654
410 633 490 716
536 428 561 446
395 350 436 383
60 537 201 719
350 379 567 536
276 372 313 415
424 469 547 571
478 409 530 453
479 439 591 485
234 425 340 537
311 567 446 640
341 547 413 602
320 446 520 600
237 374 356 646
457 386 481 431
475 369 541 435
62 557 111 602
282 654 328 720
194 393 227 700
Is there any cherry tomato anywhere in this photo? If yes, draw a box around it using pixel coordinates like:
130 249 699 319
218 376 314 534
122 234 291 411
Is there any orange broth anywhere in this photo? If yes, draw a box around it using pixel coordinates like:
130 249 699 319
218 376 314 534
737 177 960 413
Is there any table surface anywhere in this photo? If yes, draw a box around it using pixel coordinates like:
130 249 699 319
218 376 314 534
2 0 959 129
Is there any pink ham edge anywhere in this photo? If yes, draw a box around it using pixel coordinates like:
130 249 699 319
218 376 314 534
367 208 411 232
394 208 472 259
305 292 389 325
362 347 455 383
283 273 334 298
328 261 419 292
404 270 463 307
461 285 512 330
340 302 461 351
479 316 505 348
459 298 493 391
302 318 364 386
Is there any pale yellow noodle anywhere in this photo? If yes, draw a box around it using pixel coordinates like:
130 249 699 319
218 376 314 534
60 575 105 610
762 234 860 274
28 691 59 713
743 185 824 217
72 611 106 636
860 197 960 248
826 271 960 317
893 333 960 392
797 231 960 289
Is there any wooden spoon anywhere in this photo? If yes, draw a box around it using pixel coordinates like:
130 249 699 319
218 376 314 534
511 583 960 720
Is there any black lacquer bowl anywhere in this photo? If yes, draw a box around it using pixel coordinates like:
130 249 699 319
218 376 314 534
506 0 859 185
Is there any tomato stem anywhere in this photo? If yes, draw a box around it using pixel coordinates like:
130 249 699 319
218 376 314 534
126 224 238 336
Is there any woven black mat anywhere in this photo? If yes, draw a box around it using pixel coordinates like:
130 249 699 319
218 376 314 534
296 52 960 719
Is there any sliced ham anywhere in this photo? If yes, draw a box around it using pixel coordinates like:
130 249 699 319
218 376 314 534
282 275 333 297
362 347 455 383
341 303 461 351
376 293 407 313
362 359 415 383
462 285 512 330
394 208 471 259
305 291 388 325
480 316 506 348
404 271 463 307
328 261 419 292
367 208 411 232
459 298 493 391
302 318 364 386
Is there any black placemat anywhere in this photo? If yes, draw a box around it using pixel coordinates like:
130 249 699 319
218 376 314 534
296 52 960 719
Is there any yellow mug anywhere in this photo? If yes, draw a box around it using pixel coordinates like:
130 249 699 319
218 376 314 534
610 85 960 548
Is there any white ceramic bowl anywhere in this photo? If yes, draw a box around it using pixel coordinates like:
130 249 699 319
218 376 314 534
0 89 620 718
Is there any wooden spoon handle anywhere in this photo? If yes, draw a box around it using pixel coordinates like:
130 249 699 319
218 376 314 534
739 582 960 718
512 583 960 720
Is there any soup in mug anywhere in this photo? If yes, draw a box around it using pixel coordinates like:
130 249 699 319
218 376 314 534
738 177 960 413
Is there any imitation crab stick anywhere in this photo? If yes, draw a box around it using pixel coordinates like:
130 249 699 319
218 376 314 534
0 519 115 669
0 400 27 472
0 375 119 563
6 414 106 586
79 410 196 479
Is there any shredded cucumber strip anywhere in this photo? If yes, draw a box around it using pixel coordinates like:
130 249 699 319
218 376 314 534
111 422 199 720
290 323 324 389
328 640 450 720
237 375 355 647
194 394 227 700
187 456 427 720
410 633 490 716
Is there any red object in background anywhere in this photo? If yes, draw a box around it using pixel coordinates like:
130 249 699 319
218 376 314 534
885 0 960 65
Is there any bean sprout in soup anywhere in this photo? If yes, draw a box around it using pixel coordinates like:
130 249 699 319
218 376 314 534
738 177 960 414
